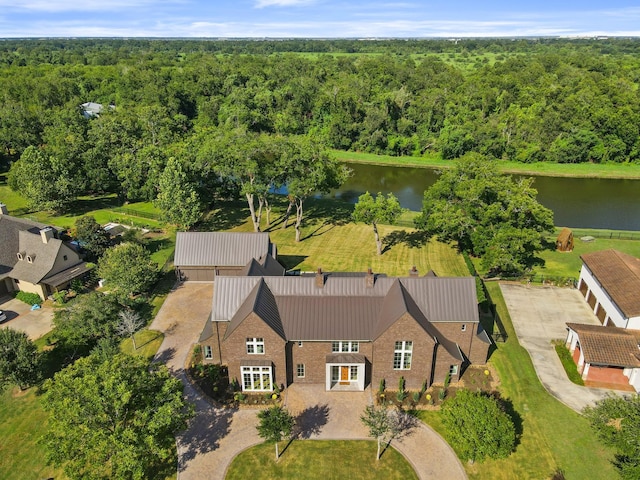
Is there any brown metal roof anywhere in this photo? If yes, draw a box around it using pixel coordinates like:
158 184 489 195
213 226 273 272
174 232 271 267
581 250 640 318
41 262 91 287
567 322 640 368
212 273 478 353
326 353 366 364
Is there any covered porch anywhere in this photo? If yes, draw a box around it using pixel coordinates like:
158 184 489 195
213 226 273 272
325 353 366 391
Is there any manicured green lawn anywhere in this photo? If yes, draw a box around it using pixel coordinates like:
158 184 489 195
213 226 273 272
0 388 63 480
120 329 165 360
220 197 468 277
554 343 585 386
536 230 640 279
226 440 418 480
416 283 616 480
333 150 640 179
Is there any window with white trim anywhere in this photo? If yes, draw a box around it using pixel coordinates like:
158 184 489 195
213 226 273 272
331 341 359 353
461 324 466 332
393 341 412 370
246 337 264 354
297 364 305 378
241 366 272 391
203 345 213 360
350 366 358 380
449 364 458 375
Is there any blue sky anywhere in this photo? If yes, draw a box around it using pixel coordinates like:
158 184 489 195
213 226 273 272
1 1 639 38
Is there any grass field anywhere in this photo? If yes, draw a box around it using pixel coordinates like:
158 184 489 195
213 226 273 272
226 440 418 480
0 388 63 480
212 196 469 277
536 230 640 279
333 150 640 179
417 283 616 480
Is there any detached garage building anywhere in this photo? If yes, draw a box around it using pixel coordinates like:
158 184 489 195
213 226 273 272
174 232 280 281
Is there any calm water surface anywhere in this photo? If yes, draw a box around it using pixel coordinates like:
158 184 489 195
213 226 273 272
325 163 640 231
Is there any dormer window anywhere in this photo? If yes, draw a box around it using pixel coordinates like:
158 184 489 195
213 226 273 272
26 254 35 263
16 252 25 261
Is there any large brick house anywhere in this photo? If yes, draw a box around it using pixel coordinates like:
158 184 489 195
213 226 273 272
0 205 89 300
199 268 491 393
566 250 640 391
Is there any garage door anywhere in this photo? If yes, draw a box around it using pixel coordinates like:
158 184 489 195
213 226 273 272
178 268 215 282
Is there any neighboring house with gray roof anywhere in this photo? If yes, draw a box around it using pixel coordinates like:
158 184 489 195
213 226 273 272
200 267 491 393
0 206 88 300
565 250 640 392
174 232 280 281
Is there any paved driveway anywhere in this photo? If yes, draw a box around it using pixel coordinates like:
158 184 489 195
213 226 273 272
0 296 54 340
500 283 619 412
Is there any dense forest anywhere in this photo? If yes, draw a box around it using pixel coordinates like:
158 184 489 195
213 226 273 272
1 38 640 207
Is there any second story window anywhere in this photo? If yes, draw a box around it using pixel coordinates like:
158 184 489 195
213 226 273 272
246 337 264 354
331 341 359 353
393 341 412 370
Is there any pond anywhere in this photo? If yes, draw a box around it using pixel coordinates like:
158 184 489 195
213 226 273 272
324 163 640 231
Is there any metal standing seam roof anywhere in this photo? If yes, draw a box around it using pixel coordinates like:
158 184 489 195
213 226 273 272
567 322 640 368
174 232 271 267
212 274 478 352
581 249 640 319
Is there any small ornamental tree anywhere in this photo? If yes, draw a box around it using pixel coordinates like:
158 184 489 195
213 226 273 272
440 390 516 462
116 309 145 350
0 328 41 390
584 394 640 479
256 405 295 460
98 242 157 299
352 191 404 255
360 404 403 461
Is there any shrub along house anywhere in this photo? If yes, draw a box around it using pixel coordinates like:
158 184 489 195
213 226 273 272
0 205 90 300
566 249 640 391
199 267 491 393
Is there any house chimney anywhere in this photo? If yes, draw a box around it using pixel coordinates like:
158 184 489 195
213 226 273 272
315 267 325 288
409 265 419 277
365 267 375 288
40 227 54 244
0 203 7 215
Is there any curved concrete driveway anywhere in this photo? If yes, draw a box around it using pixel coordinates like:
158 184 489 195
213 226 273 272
500 283 620 412
152 282 466 480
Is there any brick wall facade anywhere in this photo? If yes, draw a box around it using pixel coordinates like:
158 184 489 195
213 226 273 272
372 313 436 391
222 313 287 389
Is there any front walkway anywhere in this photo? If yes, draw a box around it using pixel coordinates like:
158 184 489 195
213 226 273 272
284 384 467 480
500 283 622 412
152 282 466 480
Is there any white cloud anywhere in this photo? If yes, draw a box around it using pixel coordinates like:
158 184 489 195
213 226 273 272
0 0 174 12
254 0 315 8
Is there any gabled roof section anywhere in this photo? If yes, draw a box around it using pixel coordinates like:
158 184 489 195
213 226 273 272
224 279 285 341
8 230 63 284
581 250 640 319
373 280 464 360
0 215 50 278
174 232 271 267
567 322 640 368
258 254 286 276
240 254 285 277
